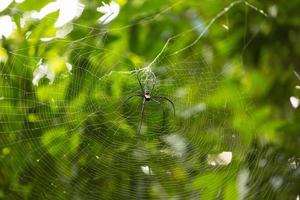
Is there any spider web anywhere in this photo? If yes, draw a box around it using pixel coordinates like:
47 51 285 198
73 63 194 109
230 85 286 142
0 0 277 199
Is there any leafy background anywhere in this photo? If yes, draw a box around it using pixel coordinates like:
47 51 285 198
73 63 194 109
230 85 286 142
0 0 300 199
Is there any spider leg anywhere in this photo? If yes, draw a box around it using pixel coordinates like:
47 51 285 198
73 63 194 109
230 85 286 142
138 98 146 134
152 99 165 118
123 94 142 105
152 96 175 116
136 71 144 92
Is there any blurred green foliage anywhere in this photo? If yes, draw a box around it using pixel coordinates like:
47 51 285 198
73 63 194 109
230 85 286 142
0 0 300 199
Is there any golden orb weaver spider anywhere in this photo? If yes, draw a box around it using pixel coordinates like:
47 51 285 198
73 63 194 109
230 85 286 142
124 71 175 134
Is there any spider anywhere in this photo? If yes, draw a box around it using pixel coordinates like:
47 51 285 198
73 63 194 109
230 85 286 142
124 71 175 134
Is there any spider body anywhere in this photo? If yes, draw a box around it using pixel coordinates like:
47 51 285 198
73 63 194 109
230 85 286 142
144 92 151 101
124 71 175 134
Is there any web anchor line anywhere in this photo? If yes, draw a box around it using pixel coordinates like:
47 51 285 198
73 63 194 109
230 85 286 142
96 0 267 81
